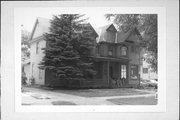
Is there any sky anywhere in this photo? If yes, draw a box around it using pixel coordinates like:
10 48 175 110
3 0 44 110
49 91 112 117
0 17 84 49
18 8 112 33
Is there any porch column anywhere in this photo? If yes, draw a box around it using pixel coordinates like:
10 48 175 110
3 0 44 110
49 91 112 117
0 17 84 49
119 63 121 79
107 61 110 87
127 62 130 85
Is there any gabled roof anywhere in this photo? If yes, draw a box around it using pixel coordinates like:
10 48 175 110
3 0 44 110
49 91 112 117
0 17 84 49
29 17 98 41
94 24 142 43
83 23 99 38
96 24 117 42
29 17 142 44
100 24 117 32
117 26 141 43
29 17 50 40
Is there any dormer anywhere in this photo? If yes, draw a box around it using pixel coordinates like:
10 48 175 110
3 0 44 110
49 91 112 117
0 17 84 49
97 24 117 43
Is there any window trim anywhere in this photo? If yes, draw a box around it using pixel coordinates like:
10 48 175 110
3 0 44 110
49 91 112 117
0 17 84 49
121 46 127 56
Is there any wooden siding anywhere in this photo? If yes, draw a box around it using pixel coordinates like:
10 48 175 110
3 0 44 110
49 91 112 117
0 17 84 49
98 27 116 43
105 31 116 43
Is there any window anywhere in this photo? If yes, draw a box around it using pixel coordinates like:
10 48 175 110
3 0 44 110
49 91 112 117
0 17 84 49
130 65 138 79
121 46 127 56
121 65 126 79
36 41 40 54
108 46 113 56
143 68 148 74
39 69 43 79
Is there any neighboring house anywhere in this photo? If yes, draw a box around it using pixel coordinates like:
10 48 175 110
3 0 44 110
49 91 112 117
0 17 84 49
140 53 157 80
25 17 143 88
139 32 157 81
140 61 157 80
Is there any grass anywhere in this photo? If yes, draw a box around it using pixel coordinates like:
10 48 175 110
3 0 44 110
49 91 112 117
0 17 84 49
22 103 32 105
52 101 76 105
107 96 157 105
53 88 152 97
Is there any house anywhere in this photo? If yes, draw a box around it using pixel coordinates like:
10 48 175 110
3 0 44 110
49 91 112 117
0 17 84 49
140 53 158 80
25 17 143 88
138 33 157 81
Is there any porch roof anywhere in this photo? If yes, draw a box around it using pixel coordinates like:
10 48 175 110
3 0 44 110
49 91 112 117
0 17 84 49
94 56 129 62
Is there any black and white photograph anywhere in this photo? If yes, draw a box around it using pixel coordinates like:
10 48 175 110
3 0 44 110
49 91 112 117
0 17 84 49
20 10 158 106
1 1 179 120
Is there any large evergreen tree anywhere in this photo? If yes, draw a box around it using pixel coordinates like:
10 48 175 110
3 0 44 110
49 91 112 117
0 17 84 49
39 14 96 86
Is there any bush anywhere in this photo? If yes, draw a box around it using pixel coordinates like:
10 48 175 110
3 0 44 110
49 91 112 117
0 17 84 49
22 73 27 85
148 83 157 89
136 85 145 89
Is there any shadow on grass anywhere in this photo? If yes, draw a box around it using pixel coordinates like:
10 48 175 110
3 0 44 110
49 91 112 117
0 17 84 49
107 96 157 105
52 88 152 98
52 101 76 105
22 103 32 105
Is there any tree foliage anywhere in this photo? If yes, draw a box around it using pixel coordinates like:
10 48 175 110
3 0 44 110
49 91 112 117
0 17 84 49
106 14 157 72
39 14 96 85
21 29 30 60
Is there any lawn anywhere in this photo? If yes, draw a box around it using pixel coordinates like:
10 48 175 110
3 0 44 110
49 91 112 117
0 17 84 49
53 88 153 97
51 101 76 105
107 96 157 105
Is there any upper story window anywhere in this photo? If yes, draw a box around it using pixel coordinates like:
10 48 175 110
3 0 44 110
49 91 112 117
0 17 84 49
121 46 127 56
36 41 40 54
108 46 113 56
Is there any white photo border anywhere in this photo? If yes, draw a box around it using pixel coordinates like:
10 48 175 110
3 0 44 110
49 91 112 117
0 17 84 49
14 7 166 113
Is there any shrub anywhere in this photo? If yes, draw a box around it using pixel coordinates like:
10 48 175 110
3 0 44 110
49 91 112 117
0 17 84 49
136 85 145 89
22 73 27 85
29 76 35 85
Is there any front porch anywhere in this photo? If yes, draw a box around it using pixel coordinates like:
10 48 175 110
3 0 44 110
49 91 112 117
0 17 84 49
82 57 132 88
